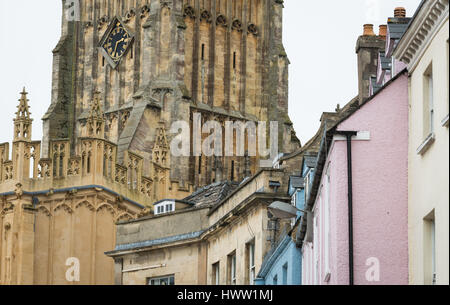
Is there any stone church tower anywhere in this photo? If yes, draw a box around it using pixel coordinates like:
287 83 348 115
0 0 299 285
43 0 300 197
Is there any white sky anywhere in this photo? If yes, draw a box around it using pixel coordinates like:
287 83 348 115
0 0 422 148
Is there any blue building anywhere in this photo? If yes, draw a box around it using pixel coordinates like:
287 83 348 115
254 175 304 285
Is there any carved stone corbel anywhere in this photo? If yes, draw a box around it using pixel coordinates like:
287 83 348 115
15 183 23 199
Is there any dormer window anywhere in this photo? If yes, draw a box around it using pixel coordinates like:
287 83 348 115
154 200 175 216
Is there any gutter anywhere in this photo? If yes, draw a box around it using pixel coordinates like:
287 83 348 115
335 131 357 286
106 230 205 256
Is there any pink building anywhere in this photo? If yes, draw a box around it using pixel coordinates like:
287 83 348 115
300 71 409 285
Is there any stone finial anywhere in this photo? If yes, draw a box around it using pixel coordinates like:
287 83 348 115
87 91 105 138
13 87 33 141
16 88 31 120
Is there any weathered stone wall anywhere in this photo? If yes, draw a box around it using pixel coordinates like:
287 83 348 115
0 188 142 285
116 207 210 246
43 0 300 198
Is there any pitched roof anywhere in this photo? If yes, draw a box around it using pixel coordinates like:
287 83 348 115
379 52 391 70
304 155 318 169
289 176 304 189
183 181 240 207
371 76 382 94
387 20 411 40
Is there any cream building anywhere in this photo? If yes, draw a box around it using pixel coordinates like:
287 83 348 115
105 169 293 285
394 0 449 285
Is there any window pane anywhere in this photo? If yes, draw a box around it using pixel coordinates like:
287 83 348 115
148 275 175 286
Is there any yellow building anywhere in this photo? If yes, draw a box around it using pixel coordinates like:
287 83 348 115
394 0 449 285
0 90 147 284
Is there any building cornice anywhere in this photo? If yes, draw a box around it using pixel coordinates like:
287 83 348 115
394 0 449 73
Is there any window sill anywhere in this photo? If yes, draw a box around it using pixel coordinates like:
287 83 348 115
441 114 449 128
416 133 435 156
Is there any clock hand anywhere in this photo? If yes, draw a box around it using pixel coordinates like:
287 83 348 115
113 38 125 57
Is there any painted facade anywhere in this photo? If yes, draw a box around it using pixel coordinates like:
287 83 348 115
254 175 305 285
394 0 449 285
301 71 409 285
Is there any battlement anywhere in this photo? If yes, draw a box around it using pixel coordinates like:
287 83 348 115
0 89 194 208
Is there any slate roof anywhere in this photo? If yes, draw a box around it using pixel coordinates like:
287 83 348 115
387 20 411 40
371 76 382 94
304 154 318 169
183 181 240 207
379 52 391 70
290 176 304 189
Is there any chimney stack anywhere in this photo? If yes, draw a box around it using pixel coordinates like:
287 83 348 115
363 24 375 36
394 7 406 18
356 24 386 103
379 25 387 39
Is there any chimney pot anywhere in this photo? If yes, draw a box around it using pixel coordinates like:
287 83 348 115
379 25 387 39
394 7 406 18
363 24 375 36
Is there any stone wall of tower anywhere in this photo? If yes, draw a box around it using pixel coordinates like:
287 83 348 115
1 90 148 285
43 0 300 193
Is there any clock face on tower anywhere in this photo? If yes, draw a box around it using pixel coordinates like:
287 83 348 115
100 18 133 68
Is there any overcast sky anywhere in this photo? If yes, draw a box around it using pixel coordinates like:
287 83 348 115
0 0 422 148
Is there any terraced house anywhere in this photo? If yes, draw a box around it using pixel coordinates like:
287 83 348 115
393 0 449 285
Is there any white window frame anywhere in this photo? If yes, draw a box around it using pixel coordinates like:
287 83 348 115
428 73 434 134
154 200 175 216
213 262 220 285
249 243 255 285
147 275 175 285
231 254 237 285
291 193 297 227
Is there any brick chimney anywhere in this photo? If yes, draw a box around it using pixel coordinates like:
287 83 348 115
363 24 375 36
379 25 387 40
356 24 386 103
394 7 406 18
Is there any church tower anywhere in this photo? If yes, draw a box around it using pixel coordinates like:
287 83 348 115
42 0 300 198
1 0 301 285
